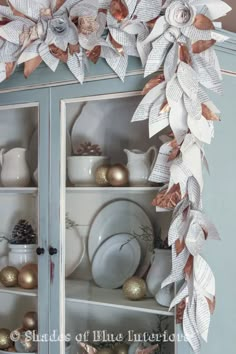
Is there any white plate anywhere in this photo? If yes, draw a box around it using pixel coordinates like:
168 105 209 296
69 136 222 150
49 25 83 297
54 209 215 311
88 200 154 277
92 233 141 289
65 226 85 278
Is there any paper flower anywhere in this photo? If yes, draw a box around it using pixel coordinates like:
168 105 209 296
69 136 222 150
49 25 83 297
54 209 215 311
0 0 81 81
144 0 231 82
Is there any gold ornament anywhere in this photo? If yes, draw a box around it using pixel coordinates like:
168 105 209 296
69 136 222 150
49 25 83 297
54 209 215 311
0 328 12 350
18 263 38 289
107 164 129 187
114 343 129 354
123 277 147 301
0 266 19 287
95 165 110 186
22 311 38 331
97 348 114 354
7 347 16 352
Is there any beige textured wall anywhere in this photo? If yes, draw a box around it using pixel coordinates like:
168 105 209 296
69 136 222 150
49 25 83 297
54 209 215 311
221 0 235 32
0 0 235 32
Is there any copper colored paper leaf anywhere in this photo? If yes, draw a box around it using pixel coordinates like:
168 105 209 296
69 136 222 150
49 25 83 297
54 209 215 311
142 74 165 95
0 18 11 26
54 0 66 11
184 255 193 277
176 299 186 324
5 62 15 79
110 0 128 22
179 44 192 65
69 43 80 55
175 239 185 255
147 17 159 29
202 103 220 121
136 344 159 354
194 14 214 30
192 39 216 54
109 33 124 55
8 1 26 18
49 44 68 63
86 45 101 64
207 296 216 314
160 100 171 113
98 8 107 14
24 56 42 78
152 183 182 209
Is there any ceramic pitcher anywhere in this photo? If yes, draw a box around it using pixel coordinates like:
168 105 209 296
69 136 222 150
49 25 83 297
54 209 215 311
124 146 158 186
0 148 30 187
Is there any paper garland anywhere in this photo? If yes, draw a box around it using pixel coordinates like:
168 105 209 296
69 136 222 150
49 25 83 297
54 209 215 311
0 0 232 353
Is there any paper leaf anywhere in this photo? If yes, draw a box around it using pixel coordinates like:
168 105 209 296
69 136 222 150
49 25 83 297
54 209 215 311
168 213 190 246
144 35 170 77
169 98 188 144
196 294 211 342
179 44 192 65
193 0 232 20
185 223 205 256
67 52 85 84
183 299 201 354
131 81 166 122
24 55 42 78
177 62 199 99
149 142 172 183
86 45 101 64
162 246 190 287
170 282 188 310
175 239 186 255
143 16 169 44
152 183 182 209
194 255 215 298
49 44 68 63
202 103 220 121
176 299 187 323
110 0 128 22
184 255 194 277
187 176 201 210
5 62 15 79
134 0 162 23
142 74 165 95
188 115 214 145
192 39 216 54
164 42 178 82
194 14 214 30
80 342 97 354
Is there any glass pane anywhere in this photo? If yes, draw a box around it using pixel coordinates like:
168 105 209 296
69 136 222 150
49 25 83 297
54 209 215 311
62 93 175 354
0 104 40 353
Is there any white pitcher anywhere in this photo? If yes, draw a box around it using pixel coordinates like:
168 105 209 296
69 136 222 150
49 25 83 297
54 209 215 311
124 146 158 186
0 148 30 187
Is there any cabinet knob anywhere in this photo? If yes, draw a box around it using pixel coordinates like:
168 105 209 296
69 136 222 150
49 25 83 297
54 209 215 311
49 247 58 256
36 247 45 255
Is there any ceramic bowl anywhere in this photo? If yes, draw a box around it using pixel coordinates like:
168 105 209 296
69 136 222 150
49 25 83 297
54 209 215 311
67 156 109 186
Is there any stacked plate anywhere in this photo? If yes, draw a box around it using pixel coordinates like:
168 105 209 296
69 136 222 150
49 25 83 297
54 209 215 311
88 200 154 289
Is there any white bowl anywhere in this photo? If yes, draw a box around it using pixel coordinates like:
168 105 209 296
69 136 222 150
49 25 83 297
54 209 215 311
67 156 109 186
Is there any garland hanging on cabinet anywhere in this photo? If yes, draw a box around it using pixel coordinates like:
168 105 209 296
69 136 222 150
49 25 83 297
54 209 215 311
0 0 232 353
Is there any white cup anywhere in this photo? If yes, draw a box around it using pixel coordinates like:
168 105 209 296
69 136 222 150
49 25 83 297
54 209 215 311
67 156 109 186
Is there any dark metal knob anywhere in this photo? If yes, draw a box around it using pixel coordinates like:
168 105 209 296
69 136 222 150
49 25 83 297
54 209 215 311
49 247 58 256
36 247 45 255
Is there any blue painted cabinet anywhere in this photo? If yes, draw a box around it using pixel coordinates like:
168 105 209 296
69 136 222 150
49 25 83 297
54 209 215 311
0 28 235 354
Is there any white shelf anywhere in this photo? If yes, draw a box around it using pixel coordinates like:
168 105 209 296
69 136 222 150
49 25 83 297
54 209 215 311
0 285 37 296
0 187 37 194
66 280 173 317
66 187 160 192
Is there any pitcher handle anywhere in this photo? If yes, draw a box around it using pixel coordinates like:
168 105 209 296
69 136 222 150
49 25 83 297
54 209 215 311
0 148 6 167
147 146 158 172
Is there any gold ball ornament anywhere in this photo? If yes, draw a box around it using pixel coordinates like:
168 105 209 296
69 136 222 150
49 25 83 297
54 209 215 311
0 328 12 350
18 263 38 289
22 311 38 331
123 277 147 301
95 165 110 186
0 266 19 287
97 348 114 354
107 164 129 187
114 343 129 354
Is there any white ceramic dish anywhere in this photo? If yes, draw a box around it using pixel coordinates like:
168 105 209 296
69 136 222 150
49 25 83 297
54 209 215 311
65 226 85 277
88 200 154 277
92 233 141 289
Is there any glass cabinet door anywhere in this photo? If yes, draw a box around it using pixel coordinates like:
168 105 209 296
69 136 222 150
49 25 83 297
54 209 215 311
0 89 50 354
51 77 176 354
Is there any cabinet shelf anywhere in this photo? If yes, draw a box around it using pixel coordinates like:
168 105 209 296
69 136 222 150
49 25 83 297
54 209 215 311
0 187 37 194
66 280 173 317
0 285 37 296
66 187 160 193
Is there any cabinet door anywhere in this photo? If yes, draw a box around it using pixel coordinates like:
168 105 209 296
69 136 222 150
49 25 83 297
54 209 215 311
0 89 50 354
50 76 175 354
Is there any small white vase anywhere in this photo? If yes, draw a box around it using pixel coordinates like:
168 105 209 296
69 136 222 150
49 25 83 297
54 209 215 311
8 244 37 268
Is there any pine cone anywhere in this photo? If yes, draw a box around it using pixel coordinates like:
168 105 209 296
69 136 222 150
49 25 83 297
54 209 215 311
77 142 102 156
10 219 36 244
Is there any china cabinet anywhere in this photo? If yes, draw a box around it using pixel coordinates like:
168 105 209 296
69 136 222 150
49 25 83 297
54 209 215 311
0 29 235 354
